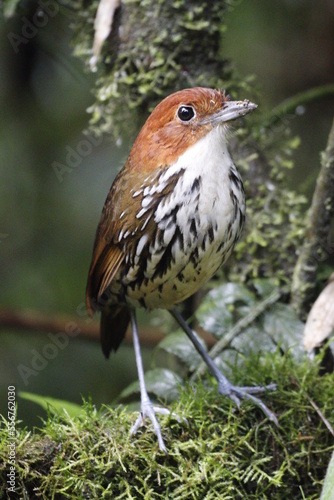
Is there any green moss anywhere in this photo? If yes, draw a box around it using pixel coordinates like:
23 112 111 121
1 354 333 498
71 0 234 138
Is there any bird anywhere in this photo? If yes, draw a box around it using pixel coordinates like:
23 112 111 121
86 87 278 452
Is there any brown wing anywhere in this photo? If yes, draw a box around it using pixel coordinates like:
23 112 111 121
86 163 182 316
85 167 141 316
86 163 183 357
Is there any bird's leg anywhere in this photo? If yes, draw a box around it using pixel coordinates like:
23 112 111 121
129 309 168 453
170 307 278 426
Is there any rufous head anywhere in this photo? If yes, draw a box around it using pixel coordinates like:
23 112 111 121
127 87 257 172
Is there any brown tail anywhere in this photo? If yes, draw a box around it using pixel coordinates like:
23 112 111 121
100 305 130 358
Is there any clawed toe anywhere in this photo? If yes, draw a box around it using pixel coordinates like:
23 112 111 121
130 402 187 453
231 383 277 395
130 401 168 453
153 406 189 425
171 308 278 426
218 379 278 425
128 308 278 453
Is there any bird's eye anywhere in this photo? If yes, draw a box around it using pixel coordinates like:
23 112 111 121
177 105 196 122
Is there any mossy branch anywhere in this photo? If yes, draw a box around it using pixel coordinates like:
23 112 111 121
1 354 334 498
291 117 334 318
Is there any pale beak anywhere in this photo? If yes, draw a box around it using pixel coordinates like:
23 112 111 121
201 100 258 125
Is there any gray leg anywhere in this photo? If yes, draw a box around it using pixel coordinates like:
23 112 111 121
170 307 278 426
129 309 168 452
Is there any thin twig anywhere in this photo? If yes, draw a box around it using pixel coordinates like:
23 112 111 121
191 287 284 380
0 308 165 347
0 308 217 348
260 84 334 129
307 396 334 437
292 379 334 437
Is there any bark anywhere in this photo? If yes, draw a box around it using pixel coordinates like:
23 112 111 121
291 117 334 319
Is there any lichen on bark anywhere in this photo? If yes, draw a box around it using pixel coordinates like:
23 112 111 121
71 0 236 138
291 118 334 319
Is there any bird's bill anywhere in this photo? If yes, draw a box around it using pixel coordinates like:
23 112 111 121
201 99 258 125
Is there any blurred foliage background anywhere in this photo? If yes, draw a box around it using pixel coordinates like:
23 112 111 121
0 0 334 427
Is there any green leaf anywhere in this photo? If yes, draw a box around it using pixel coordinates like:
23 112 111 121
156 331 205 371
19 392 85 418
321 451 334 500
227 325 273 357
263 304 304 356
212 282 256 305
119 368 182 402
197 283 256 338
252 278 278 297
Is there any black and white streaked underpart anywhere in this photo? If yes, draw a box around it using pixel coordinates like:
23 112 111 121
101 125 245 311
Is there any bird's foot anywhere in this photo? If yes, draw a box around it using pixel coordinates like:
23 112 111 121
130 400 167 453
170 308 278 426
130 399 187 453
218 377 278 425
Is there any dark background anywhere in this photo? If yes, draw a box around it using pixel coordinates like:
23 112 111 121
1 0 334 425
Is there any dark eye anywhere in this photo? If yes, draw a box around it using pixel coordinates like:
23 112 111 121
177 105 195 122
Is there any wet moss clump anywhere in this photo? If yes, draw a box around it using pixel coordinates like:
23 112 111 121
1 353 333 498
